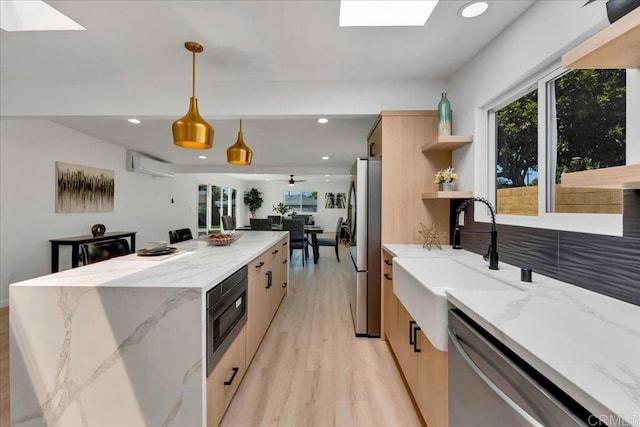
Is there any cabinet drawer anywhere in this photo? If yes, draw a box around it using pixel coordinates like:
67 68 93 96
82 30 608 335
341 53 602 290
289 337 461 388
207 326 247 427
382 251 394 275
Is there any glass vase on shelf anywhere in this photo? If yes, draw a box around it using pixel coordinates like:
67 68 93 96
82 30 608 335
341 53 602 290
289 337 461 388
438 92 451 136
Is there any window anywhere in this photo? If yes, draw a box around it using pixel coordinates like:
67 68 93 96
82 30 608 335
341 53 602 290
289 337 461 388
494 88 539 216
198 184 238 234
488 66 628 225
283 190 318 213
548 69 625 214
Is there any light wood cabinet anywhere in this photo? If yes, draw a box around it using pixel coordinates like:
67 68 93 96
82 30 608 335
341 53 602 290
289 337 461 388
382 249 448 427
247 250 271 361
207 326 247 427
210 236 289 427
246 236 289 363
382 251 397 346
396 303 419 394
268 238 289 315
367 117 383 157
370 111 451 246
416 330 448 427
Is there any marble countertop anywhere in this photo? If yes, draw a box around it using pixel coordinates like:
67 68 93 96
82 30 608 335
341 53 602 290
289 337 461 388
11 231 288 290
382 243 640 426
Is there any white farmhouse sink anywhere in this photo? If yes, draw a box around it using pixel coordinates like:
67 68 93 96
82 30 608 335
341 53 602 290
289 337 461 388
393 257 522 351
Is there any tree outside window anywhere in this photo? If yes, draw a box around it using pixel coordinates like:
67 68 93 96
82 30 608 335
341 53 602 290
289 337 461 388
493 69 626 216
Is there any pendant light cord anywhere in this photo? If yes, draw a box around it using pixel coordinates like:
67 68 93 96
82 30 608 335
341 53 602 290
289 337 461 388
240 119 242 132
192 51 196 98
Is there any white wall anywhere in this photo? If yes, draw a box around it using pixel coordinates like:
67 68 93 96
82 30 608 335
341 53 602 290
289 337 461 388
245 179 349 233
447 1 607 193
0 119 200 306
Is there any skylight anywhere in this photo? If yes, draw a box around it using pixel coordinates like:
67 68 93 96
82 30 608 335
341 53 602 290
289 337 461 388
339 0 439 27
1 0 85 32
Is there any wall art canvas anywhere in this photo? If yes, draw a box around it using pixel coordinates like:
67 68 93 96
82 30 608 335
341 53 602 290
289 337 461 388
55 162 114 213
325 192 346 209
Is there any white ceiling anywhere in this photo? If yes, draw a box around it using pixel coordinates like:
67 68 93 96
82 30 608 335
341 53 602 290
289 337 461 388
0 0 535 174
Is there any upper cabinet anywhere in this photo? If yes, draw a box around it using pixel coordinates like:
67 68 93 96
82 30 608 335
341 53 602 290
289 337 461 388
562 7 640 69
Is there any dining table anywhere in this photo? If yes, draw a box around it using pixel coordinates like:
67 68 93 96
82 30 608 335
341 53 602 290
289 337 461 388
236 224 325 264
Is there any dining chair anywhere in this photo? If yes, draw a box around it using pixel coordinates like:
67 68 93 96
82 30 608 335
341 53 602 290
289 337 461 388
81 239 131 265
267 215 282 226
316 216 343 262
169 228 193 244
250 218 273 231
221 216 236 231
282 219 308 266
291 214 313 225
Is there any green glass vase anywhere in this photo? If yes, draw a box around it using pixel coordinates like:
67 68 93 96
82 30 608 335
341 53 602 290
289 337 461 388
438 92 451 136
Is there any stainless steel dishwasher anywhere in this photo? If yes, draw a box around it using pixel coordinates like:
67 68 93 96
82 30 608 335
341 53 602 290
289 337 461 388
448 308 603 427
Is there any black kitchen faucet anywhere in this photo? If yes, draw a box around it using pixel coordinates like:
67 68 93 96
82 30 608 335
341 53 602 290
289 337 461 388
453 197 499 270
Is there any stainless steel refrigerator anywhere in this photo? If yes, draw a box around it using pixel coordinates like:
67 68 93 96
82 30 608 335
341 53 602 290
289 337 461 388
347 158 381 337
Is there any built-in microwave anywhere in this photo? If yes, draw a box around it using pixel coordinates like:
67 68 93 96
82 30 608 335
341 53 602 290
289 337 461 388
206 265 248 375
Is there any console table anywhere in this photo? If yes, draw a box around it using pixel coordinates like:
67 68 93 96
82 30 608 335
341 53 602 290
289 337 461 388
50 231 137 273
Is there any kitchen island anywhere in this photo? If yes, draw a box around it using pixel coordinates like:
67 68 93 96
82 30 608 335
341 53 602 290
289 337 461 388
10 231 288 427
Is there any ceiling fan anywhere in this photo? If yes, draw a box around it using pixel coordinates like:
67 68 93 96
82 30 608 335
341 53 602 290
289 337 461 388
279 174 307 187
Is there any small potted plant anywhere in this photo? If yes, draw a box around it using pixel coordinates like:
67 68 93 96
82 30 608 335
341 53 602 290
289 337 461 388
243 188 263 218
434 167 458 191
272 202 291 216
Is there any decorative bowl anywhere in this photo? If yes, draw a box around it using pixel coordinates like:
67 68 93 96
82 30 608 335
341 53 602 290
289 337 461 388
145 241 168 252
206 232 242 246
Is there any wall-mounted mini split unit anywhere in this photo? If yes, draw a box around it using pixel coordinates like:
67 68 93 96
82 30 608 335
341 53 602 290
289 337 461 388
129 153 174 177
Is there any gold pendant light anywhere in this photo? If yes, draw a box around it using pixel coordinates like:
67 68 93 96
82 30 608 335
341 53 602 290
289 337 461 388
226 119 253 166
172 41 213 149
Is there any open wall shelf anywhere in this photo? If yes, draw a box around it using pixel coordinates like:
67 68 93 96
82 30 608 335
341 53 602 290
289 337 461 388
561 164 640 189
421 135 473 153
562 8 640 69
421 191 474 200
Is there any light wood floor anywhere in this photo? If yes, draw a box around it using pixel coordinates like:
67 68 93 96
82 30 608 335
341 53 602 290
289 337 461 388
0 245 421 427
221 245 422 427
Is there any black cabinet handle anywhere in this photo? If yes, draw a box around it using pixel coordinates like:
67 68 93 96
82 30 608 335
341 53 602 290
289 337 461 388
266 271 272 288
282 259 288 264
369 142 376 157
384 259 393 266
282 241 288 246
256 261 265 268
272 249 279 255
384 273 393 281
413 326 422 353
282 282 287 288
224 367 239 386
409 320 416 345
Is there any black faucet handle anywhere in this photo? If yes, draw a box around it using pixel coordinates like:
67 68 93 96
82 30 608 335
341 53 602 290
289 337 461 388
483 244 491 261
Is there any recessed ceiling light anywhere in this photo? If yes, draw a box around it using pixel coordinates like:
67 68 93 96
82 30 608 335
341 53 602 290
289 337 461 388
322 156 330 160
127 118 141 124
325 180 330 182
198 155 207 159
458 1 489 18
317 118 329 124
325 174 330 177
339 0 439 27
0 0 86 31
